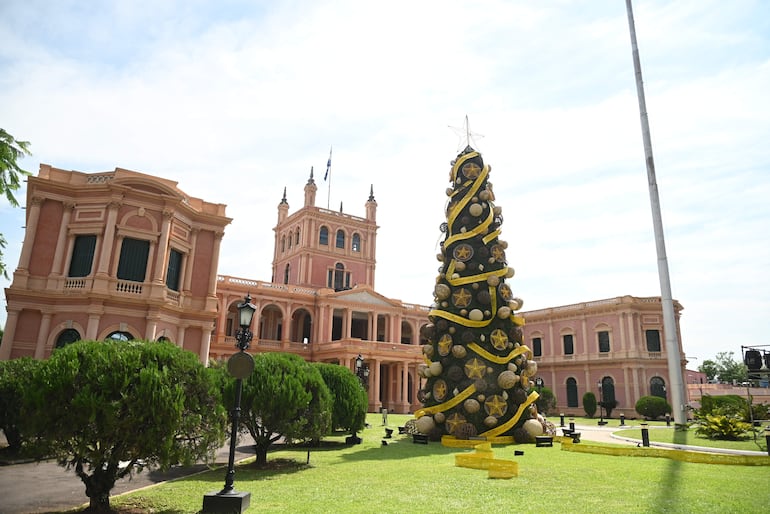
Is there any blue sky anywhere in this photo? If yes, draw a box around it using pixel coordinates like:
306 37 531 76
1 0 769 366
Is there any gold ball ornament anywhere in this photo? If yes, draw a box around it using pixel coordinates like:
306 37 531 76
526 361 538 376
469 309 484 321
523 419 544 437
497 306 511 319
487 275 500 287
484 416 498 428
493 206 502 216
511 297 524 310
449 326 456 334
415 416 436 435
508 362 518 372
451 345 467 359
498 370 520 389
455 261 466 271
464 399 481 414
460 309 468 316
434 283 451 300
441 301 449 308
500 240 508 249
429 361 443 376
434 412 446 424
479 190 490 201
417 363 429 378
436 253 443 262
469 203 483 217
506 267 515 278
446 187 453 196
422 345 434 358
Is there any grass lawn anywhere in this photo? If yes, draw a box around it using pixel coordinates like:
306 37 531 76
97 413 770 514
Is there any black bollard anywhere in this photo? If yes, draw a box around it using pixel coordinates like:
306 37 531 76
641 423 650 447
560 413 565 427
665 414 671 427
620 413 625 426
569 418 575 432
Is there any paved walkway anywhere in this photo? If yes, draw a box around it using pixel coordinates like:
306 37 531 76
0 437 258 514
569 422 768 456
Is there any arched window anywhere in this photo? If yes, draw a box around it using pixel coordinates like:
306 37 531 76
600 376 616 406
566 377 579 407
281 235 286 252
352 233 361 252
287 234 292 249
650 376 666 398
336 229 345 249
319 226 329 245
106 331 133 342
157 336 170 342
55 329 81 349
295 228 300 245
284 263 290 284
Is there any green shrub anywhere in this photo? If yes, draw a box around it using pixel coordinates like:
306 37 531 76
697 394 747 418
535 387 557 416
583 392 597 418
694 413 753 440
0 357 40 453
635 395 672 420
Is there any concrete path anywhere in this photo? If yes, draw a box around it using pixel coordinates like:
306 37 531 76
0 437 257 514
570 422 768 456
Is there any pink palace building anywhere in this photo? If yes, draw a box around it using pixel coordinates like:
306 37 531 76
1 164 686 417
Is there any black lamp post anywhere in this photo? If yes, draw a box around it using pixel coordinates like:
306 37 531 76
597 380 605 425
203 294 256 514
355 353 370 390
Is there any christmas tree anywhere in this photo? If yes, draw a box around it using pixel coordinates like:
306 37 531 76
415 145 541 442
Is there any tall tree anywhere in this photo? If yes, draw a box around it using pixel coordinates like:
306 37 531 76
21 340 227 512
698 351 747 384
230 352 332 465
416 146 538 442
0 128 32 279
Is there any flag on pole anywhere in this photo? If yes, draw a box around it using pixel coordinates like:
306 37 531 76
324 146 332 181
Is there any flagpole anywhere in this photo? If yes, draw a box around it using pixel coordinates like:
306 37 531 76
625 0 687 425
325 146 332 210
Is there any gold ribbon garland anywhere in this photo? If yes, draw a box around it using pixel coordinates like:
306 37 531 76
467 343 531 365
479 390 540 438
414 384 477 419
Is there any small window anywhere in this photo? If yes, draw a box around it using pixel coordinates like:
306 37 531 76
532 337 542 357
334 263 345 291
281 235 286 252
336 229 345 249
68 235 96 277
563 334 574 355
166 249 183 291
319 226 329 245
287 234 292 249
284 263 290 284
352 233 361 252
295 228 300 245
598 331 610 353
646 330 661 352
117 238 150 282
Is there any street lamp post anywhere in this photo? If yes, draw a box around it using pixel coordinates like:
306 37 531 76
355 354 370 390
597 381 605 425
203 294 256 514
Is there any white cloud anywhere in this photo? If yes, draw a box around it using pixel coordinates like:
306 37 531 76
1 0 768 365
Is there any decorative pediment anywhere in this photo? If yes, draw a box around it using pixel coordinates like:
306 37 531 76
333 288 397 307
